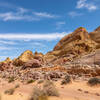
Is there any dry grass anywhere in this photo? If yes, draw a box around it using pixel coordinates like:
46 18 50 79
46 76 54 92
28 80 59 100
15 84 20 89
4 88 15 95
37 80 44 84
28 86 48 100
27 80 35 84
8 76 15 83
43 80 59 97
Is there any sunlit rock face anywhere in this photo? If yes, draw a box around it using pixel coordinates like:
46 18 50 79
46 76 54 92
1 27 100 67
90 26 100 49
0 57 13 71
45 27 97 64
13 50 34 66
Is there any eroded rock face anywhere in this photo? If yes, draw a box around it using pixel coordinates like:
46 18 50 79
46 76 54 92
89 26 100 49
13 50 34 66
54 27 90 51
23 59 41 69
45 27 97 64
0 57 13 71
54 27 96 54
67 65 100 77
34 51 45 64
74 49 100 65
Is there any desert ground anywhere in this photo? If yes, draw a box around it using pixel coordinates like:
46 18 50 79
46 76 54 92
0 78 100 100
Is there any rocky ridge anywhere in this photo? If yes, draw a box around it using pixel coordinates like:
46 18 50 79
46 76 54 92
0 26 100 82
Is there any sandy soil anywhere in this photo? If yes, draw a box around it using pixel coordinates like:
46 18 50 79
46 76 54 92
0 79 100 100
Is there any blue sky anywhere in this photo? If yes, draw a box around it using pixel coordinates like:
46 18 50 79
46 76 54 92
0 0 100 61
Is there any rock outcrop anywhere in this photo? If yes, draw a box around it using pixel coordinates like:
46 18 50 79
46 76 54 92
23 59 41 69
74 49 100 65
0 57 13 71
33 51 45 64
13 50 34 66
45 27 97 64
90 26 100 49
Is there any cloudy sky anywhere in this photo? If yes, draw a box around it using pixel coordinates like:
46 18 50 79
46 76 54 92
0 0 100 61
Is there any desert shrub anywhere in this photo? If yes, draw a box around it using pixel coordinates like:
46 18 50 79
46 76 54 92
29 86 48 100
43 80 59 97
61 75 71 85
8 76 15 83
88 77 100 86
37 80 44 84
27 80 35 84
4 88 15 95
15 84 20 89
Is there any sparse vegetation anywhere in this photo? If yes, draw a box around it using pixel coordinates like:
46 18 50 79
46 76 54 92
15 84 20 88
61 75 71 85
28 80 59 100
27 79 35 84
88 77 100 86
8 76 15 83
29 86 48 100
4 88 15 95
43 80 59 97
37 80 44 84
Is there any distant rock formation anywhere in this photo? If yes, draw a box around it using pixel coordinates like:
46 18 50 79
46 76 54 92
1 26 100 68
3 57 12 63
23 59 41 69
13 50 34 66
34 51 45 64
45 27 97 63
90 26 100 48
0 57 13 71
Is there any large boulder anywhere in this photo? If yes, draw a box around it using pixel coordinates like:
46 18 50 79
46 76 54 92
23 59 41 69
33 51 45 64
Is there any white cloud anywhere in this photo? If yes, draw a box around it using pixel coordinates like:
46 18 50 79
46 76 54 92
56 21 66 29
17 7 28 14
33 12 57 18
0 8 39 21
0 32 69 41
68 11 83 17
31 42 46 47
0 7 58 21
0 46 14 50
0 40 16 45
76 0 98 11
